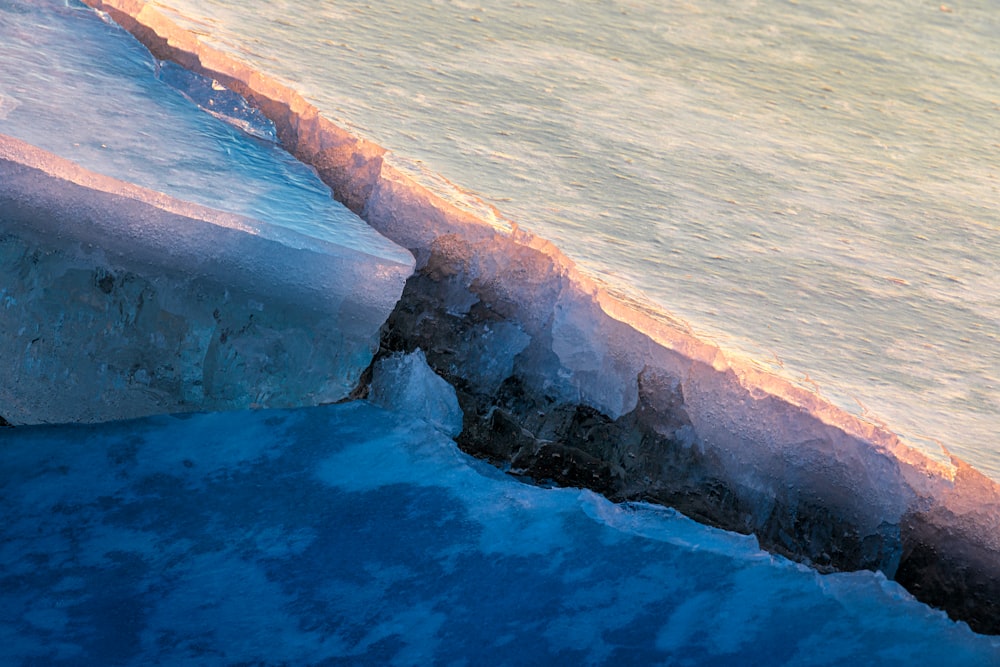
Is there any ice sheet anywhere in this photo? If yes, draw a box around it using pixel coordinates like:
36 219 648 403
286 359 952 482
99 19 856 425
65 0 1000 633
0 402 996 665
0 0 409 266
0 136 412 423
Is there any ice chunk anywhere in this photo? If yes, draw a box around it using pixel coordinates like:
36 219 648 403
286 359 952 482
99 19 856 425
369 349 464 438
0 135 413 424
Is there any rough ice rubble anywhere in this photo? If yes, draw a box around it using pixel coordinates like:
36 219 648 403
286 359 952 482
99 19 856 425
374 191 1000 637
0 135 413 424
66 0 1000 635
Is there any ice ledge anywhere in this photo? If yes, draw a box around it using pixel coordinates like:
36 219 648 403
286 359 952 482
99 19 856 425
78 0 1000 635
0 134 412 424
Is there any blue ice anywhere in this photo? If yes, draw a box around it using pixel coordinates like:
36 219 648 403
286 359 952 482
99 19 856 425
0 0 408 264
1 402 996 666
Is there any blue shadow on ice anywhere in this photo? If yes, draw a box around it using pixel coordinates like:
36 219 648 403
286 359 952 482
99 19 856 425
1 402 996 666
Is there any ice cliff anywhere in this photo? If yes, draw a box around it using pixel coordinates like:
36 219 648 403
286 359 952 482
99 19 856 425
0 134 412 423
12 0 998 636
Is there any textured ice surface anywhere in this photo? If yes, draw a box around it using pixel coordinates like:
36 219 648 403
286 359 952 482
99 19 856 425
82 0 1000 633
155 60 278 142
0 0 409 264
0 136 412 423
0 0 414 423
1 402 997 666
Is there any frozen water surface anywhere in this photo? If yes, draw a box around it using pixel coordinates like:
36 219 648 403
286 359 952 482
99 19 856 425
0 0 410 265
2 0 998 659
0 0 414 422
1 401 997 666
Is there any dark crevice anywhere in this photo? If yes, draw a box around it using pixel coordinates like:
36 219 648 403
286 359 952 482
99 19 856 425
356 259 1000 636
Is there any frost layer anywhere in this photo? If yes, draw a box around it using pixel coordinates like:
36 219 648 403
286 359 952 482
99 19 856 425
0 135 413 424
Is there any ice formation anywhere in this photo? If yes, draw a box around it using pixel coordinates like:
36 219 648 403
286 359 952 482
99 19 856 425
27 0 1000 635
154 59 279 142
3 404 997 664
0 1 411 261
0 134 413 423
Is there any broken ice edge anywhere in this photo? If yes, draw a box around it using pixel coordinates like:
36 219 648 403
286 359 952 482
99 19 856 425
4 0 997 636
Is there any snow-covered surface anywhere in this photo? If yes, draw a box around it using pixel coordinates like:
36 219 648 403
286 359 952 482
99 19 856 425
1 402 997 666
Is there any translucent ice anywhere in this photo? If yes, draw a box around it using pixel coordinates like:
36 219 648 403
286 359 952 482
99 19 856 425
0 0 409 262
0 135 413 424
154 60 279 142
369 349 464 438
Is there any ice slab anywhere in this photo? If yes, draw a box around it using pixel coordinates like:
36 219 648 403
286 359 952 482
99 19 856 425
369 349 464 438
1 402 996 665
0 135 412 423
0 0 409 265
